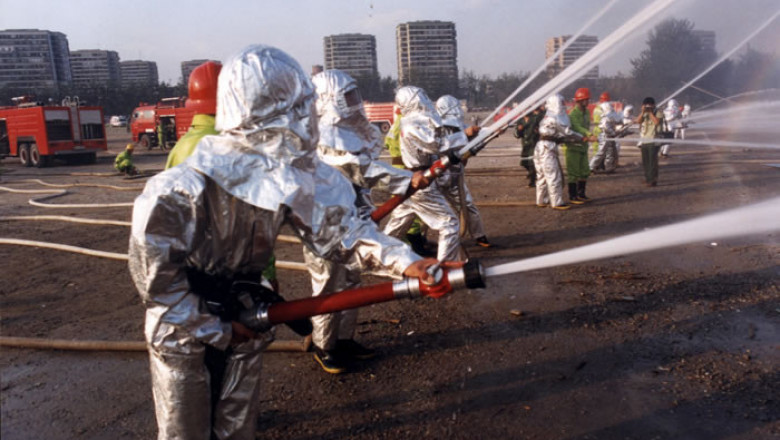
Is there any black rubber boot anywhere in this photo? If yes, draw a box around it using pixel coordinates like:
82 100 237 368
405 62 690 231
314 346 347 374
569 183 584 205
577 181 590 202
336 339 376 360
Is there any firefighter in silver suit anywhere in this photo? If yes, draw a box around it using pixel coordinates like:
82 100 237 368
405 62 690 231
661 98 682 157
128 45 436 440
383 86 463 261
534 93 585 210
434 94 491 248
305 69 429 374
589 101 621 174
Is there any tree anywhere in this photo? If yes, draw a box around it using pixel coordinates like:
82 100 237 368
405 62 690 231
631 18 717 102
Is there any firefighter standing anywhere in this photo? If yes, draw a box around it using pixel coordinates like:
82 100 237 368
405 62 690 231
383 86 463 261
165 61 222 169
566 88 597 204
514 104 545 188
305 69 428 373
129 45 438 440
634 96 665 186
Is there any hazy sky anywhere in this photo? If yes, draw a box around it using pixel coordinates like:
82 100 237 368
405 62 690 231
1 0 778 84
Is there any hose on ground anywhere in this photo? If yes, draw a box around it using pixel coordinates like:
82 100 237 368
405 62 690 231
0 335 312 353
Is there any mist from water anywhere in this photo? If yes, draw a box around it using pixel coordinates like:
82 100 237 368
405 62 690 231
485 197 779 278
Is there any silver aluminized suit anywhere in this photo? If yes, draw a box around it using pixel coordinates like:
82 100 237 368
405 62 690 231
680 104 691 140
305 69 413 351
534 94 582 208
589 101 621 173
661 99 682 156
383 86 462 261
128 46 419 440
434 95 486 239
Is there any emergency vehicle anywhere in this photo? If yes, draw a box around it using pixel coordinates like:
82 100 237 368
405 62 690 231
130 97 195 150
363 102 395 134
0 96 107 167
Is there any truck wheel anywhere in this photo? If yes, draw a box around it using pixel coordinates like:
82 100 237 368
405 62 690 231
30 144 49 168
19 144 31 167
380 122 391 134
139 134 151 150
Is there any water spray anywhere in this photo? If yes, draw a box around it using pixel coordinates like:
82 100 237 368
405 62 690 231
604 137 778 150
479 0 621 126
659 9 780 107
274 197 779 330
371 0 677 222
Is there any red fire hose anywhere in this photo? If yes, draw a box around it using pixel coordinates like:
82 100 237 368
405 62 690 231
239 260 486 331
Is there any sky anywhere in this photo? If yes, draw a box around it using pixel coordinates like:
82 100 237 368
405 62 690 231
1 0 778 84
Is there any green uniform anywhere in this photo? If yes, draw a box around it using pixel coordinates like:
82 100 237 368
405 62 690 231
165 115 219 169
565 105 592 183
384 117 422 236
590 105 603 153
638 109 665 184
114 150 135 173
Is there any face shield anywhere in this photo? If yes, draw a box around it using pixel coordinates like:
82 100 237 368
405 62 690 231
667 99 679 110
215 44 317 160
313 69 365 120
395 86 442 127
623 105 634 118
435 95 465 129
599 101 613 115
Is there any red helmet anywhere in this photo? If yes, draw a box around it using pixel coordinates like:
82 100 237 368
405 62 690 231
599 92 610 102
186 61 222 115
574 87 590 101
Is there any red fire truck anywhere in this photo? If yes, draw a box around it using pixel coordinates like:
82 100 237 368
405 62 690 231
0 96 107 167
130 97 195 150
363 102 395 134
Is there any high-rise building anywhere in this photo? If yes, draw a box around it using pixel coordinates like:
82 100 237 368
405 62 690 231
70 50 121 87
120 60 158 88
180 59 219 85
396 21 458 96
323 34 378 79
545 35 599 80
692 30 716 54
0 29 72 90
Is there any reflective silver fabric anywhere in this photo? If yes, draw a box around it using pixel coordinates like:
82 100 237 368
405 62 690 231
129 45 419 440
384 86 461 261
680 104 690 140
534 94 576 207
307 69 414 350
436 94 486 239
662 99 681 155
395 86 443 169
435 95 466 131
590 102 620 172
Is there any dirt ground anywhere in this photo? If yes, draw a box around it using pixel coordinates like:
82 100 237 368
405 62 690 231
1 125 778 439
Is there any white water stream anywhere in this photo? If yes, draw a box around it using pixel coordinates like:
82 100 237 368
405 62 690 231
484 197 779 278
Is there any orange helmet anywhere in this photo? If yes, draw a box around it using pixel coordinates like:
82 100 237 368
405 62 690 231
574 87 590 101
186 61 222 115
599 92 610 102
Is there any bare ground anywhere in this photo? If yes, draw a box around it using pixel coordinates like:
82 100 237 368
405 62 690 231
1 126 778 439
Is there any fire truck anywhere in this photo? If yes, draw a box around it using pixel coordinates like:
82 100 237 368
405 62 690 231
0 96 107 167
363 102 395 134
130 97 195 150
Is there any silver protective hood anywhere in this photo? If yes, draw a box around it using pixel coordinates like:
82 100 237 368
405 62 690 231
436 95 466 130
312 69 412 198
545 93 571 128
312 69 382 157
191 44 318 213
395 86 443 168
623 105 634 119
